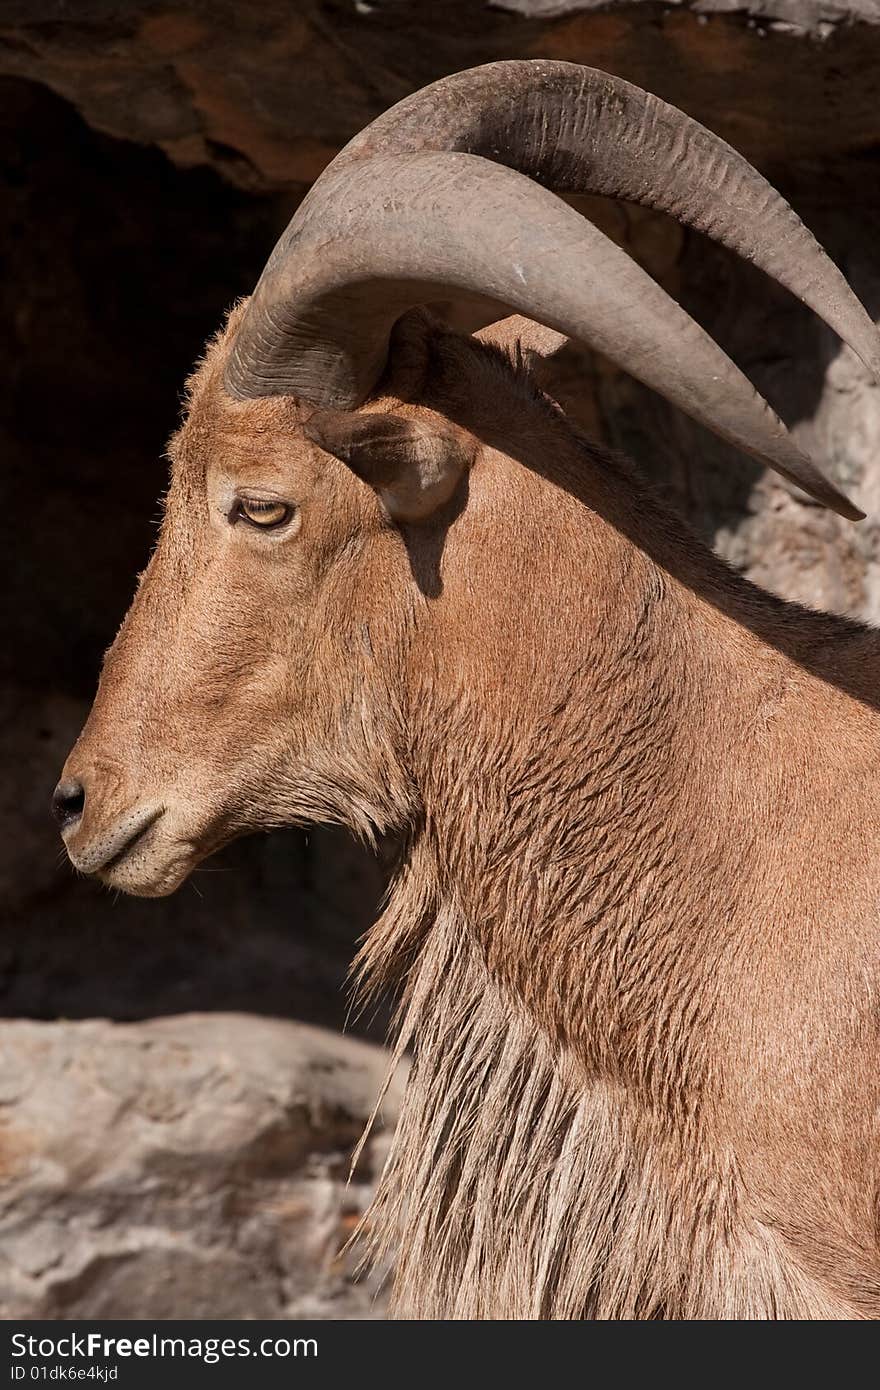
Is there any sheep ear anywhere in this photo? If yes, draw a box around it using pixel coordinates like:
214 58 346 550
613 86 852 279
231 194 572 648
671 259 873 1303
305 410 470 522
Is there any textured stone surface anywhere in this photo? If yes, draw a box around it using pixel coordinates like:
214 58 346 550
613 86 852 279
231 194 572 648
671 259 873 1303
0 1015 402 1318
0 2 878 191
543 188 880 620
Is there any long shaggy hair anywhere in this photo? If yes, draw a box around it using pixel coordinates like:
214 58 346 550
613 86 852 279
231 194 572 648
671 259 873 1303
358 894 865 1319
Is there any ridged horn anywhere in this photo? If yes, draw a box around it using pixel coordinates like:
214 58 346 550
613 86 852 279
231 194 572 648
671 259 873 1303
226 62 877 519
335 61 880 390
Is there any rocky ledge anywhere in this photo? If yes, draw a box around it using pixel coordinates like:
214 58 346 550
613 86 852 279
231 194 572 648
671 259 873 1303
0 1015 402 1319
0 1 879 190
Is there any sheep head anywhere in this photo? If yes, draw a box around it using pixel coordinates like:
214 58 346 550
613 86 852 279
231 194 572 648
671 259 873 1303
53 60 879 896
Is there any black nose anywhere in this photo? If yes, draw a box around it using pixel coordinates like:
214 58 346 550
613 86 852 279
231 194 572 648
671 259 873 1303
51 778 85 831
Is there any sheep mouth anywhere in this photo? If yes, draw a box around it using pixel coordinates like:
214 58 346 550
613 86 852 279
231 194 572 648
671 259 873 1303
97 822 200 898
98 814 234 900
65 804 165 877
65 805 207 897
100 808 166 874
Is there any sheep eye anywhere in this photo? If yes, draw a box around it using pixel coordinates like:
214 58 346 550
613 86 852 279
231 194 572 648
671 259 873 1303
234 498 293 529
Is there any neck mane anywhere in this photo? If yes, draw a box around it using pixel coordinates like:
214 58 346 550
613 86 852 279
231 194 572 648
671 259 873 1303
354 343 880 1319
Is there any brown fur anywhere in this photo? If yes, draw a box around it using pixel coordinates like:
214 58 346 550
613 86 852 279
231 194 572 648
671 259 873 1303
59 306 880 1318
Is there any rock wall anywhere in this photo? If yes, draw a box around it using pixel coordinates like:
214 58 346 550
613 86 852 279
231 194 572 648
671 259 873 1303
1 1 879 186
1 0 879 1319
0 1016 402 1318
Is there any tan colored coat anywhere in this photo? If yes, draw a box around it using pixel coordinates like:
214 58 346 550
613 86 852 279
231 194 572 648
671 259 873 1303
61 309 880 1317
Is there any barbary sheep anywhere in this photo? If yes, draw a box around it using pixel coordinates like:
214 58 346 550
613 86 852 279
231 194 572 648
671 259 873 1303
54 62 880 1319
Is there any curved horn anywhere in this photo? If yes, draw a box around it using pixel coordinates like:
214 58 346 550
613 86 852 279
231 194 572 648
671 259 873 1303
332 61 880 388
227 149 861 519
231 61 880 394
